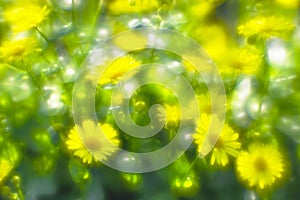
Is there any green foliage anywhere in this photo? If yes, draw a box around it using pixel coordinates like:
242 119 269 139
0 0 299 199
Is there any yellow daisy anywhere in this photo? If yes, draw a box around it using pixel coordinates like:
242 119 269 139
0 37 39 63
98 55 141 85
4 3 50 32
0 159 14 184
190 1 214 19
190 0 225 19
107 0 159 15
157 104 181 130
238 16 295 40
198 25 254 74
196 90 226 115
200 24 231 60
194 114 241 166
66 120 120 164
218 48 263 75
275 0 299 8
236 143 285 189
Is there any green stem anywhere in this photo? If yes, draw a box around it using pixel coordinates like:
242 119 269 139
5 63 26 73
90 0 105 38
261 61 270 95
72 0 76 27
17 187 24 200
191 71 199 91
41 53 54 65
24 64 45 101
12 176 24 200
257 45 270 119
46 0 69 24
229 72 239 94
181 154 199 179
35 27 50 43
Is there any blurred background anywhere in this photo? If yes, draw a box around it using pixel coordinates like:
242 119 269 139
0 0 300 199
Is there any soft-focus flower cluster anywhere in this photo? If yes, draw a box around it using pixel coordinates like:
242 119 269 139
0 0 299 199
3 2 50 33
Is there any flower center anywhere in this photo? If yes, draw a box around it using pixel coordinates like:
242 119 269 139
209 133 222 147
12 46 25 56
232 60 244 70
215 138 223 147
254 157 268 172
84 137 101 151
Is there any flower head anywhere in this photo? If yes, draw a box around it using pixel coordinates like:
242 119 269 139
201 25 262 75
66 120 120 164
157 104 181 130
218 48 263 75
190 0 225 19
196 90 226 115
275 0 299 8
4 3 50 32
236 143 285 189
0 159 14 184
0 37 39 63
194 114 241 166
190 1 214 19
238 16 295 40
98 55 141 85
108 0 159 15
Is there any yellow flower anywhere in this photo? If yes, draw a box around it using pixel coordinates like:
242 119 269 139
236 143 285 190
200 26 262 75
191 1 214 19
194 114 241 166
218 48 263 75
99 55 141 85
66 120 120 164
107 0 159 15
0 37 39 63
157 104 181 130
196 90 226 115
275 0 299 9
190 0 225 19
4 3 50 32
0 159 14 184
197 24 232 65
197 94 212 114
238 16 295 40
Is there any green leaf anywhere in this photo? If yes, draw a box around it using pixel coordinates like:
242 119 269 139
68 158 90 184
